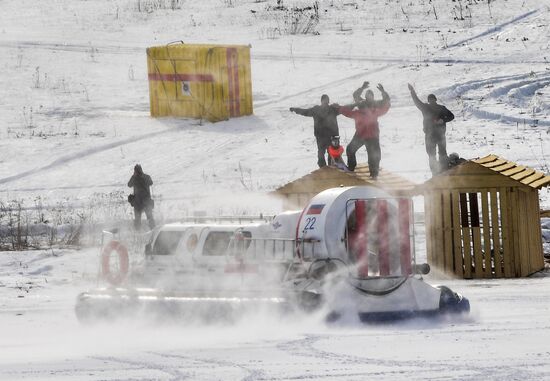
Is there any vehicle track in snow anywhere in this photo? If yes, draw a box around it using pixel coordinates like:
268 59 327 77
436 71 550 127
151 351 266 381
92 355 191 380
0 125 184 186
276 333 436 370
254 65 394 109
443 7 542 50
274 330 550 380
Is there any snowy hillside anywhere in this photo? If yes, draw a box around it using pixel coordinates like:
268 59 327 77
1 1 550 380
0 0 549 221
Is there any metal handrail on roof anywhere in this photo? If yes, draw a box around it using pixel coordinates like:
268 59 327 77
178 215 275 224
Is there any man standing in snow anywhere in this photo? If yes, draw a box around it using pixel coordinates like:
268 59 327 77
408 84 455 175
290 94 340 168
339 83 390 178
128 164 155 230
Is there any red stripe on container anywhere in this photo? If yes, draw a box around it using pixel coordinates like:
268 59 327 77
148 73 214 82
398 199 412 275
226 49 236 117
231 49 241 116
355 200 369 278
377 200 390 276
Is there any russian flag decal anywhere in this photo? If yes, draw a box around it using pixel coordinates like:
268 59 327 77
307 204 324 215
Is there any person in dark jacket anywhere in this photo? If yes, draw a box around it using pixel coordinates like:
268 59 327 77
290 94 340 168
408 84 455 175
128 164 155 230
339 84 390 178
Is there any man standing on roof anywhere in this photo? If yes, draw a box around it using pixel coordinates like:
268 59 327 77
408 84 455 175
128 164 155 230
290 94 340 168
339 83 390 178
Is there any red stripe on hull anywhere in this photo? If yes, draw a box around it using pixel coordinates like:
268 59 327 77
398 199 412 275
377 200 390 276
355 200 369 278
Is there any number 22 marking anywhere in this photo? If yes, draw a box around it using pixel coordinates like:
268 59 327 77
304 217 316 230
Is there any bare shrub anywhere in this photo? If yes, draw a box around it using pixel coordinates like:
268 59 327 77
0 191 132 251
258 26 281 39
262 1 320 36
0 200 30 250
136 0 183 12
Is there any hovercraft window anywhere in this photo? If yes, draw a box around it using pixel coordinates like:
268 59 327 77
153 231 185 255
203 231 234 256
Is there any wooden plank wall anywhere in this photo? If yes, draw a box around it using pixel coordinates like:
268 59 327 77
442 193 453 273
460 192 473 278
509 188 521 276
451 191 463 276
481 192 492 278
422 156 549 277
469 193 484 278
515 190 545 275
426 184 544 279
433 192 444 271
425 191 434 265
499 187 513 277
490 189 503 277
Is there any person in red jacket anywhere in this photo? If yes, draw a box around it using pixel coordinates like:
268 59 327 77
339 83 390 178
327 135 348 171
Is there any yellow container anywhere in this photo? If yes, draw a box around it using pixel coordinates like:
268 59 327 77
146 43 253 122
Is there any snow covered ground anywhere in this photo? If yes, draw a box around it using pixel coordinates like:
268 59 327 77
1 248 550 380
1 0 550 379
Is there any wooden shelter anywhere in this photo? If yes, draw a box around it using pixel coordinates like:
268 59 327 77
147 43 253 122
274 165 416 210
419 154 550 279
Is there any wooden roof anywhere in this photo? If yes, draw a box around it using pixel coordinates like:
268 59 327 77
473 155 550 189
420 154 550 191
275 164 416 197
